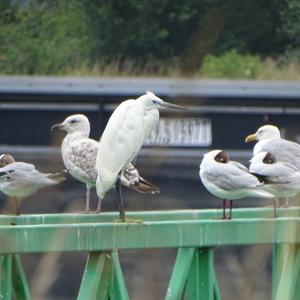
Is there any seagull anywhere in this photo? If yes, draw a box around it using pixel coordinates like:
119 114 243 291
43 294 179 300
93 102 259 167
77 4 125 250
96 91 186 221
51 114 160 213
249 151 300 200
245 124 300 169
199 150 274 219
0 154 65 214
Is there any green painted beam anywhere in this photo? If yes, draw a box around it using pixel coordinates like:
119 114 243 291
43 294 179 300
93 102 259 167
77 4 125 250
272 243 285 299
213 266 222 300
11 255 31 300
0 207 299 226
0 217 299 254
293 262 300 300
186 248 214 300
274 244 300 300
0 255 12 300
77 252 111 300
165 248 196 300
108 251 130 300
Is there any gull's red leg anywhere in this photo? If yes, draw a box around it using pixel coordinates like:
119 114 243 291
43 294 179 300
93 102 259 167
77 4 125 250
229 200 233 220
222 199 227 220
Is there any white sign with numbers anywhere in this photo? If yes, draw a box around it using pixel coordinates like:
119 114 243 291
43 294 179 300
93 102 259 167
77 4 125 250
144 118 212 146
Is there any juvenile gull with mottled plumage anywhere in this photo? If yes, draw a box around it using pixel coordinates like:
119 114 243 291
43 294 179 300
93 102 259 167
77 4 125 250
52 114 159 213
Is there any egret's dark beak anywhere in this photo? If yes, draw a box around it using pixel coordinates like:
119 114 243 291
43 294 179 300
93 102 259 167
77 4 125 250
51 123 65 131
159 101 188 110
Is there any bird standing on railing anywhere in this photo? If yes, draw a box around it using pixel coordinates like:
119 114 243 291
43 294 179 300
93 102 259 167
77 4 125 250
245 125 300 168
0 154 65 214
51 114 160 213
96 91 186 221
199 150 274 219
245 124 300 206
249 151 300 198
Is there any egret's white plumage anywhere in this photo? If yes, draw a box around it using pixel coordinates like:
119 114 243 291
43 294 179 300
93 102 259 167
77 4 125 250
199 150 273 219
249 151 300 198
96 91 185 220
0 154 64 214
52 114 160 212
245 125 300 169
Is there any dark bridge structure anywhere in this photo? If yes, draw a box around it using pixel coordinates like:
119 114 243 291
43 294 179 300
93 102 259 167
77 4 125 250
0 77 300 299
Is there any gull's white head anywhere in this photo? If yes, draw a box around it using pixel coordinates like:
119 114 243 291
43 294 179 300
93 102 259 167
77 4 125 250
137 91 186 110
250 151 276 165
202 149 230 164
249 151 277 174
51 114 90 135
245 125 281 143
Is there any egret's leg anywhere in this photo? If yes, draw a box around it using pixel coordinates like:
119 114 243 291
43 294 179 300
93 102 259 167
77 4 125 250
95 198 102 214
222 199 227 220
84 188 91 213
116 175 125 221
229 200 233 220
273 198 278 218
283 197 289 207
14 197 20 215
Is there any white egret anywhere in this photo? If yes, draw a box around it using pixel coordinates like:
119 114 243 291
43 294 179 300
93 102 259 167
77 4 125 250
52 114 160 213
0 154 65 214
96 91 186 221
199 150 274 219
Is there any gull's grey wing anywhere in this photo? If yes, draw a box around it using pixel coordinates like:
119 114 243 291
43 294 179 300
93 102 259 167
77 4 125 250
230 161 249 172
0 162 37 173
205 163 260 191
260 139 300 169
67 138 98 181
252 161 297 184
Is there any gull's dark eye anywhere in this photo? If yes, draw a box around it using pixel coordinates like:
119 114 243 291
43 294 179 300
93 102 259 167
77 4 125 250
70 119 77 124
152 100 158 104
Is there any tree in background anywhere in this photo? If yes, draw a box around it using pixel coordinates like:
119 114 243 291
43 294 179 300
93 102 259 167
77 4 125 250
0 0 298 75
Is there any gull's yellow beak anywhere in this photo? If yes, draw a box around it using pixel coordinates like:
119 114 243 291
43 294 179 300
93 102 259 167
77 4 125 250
245 133 257 143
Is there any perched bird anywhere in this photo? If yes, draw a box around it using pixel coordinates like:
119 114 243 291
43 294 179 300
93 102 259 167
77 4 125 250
245 124 300 206
0 154 65 214
249 151 300 200
51 114 160 213
245 124 300 169
96 91 186 221
199 150 274 219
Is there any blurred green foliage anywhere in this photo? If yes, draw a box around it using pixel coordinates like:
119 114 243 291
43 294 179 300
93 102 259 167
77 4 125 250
201 50 262 79
0 0 97 74
0 0 299 75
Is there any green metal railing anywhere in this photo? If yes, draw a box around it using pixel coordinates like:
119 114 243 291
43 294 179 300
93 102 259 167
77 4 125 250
0 207 300 299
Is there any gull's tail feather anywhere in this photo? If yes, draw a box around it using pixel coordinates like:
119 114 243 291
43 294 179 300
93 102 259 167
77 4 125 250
251 173 290 185
46 171 66 183
129 177 160 194
121 164 160 194
251 188 274 199
0 169 14 179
